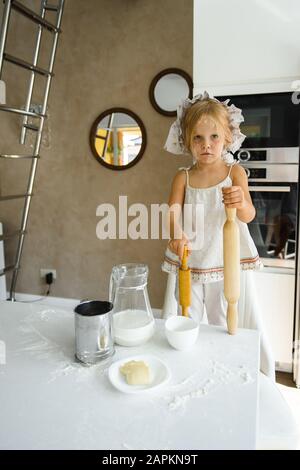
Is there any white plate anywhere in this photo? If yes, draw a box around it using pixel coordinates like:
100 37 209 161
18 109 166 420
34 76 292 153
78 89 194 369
108 354 171 394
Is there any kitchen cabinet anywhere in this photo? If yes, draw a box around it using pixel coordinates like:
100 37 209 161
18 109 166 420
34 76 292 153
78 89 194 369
193 0 300 95
252 269 295 371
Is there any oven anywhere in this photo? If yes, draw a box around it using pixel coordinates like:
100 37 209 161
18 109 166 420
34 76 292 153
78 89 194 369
236 148 299 271
217 91 300 375
216 91 300 148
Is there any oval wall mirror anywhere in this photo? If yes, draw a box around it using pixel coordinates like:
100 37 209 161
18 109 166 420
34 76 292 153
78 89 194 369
149 68 193 116
90 108 147 170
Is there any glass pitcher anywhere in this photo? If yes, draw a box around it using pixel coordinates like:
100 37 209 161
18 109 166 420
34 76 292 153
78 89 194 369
109 263 155 346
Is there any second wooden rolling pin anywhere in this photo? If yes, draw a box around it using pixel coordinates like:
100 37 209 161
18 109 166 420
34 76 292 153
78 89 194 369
223 207 240 335
179 245 191 317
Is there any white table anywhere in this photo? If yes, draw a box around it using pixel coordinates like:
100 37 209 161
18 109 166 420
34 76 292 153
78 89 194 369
0 300 260 450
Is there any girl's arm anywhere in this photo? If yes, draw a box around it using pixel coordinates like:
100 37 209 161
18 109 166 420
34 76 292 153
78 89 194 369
222 164 256 223
167 171 191 259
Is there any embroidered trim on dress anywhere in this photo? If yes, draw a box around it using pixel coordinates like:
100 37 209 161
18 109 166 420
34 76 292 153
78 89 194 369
161 255 263 283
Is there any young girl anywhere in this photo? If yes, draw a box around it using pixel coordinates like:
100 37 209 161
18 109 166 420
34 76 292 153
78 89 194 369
162 91 262 327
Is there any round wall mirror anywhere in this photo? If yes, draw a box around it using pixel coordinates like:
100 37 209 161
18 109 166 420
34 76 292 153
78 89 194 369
90 108 147 170
149 68 193 116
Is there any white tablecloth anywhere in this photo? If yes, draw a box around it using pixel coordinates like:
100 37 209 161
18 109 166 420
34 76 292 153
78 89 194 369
0 300 260 450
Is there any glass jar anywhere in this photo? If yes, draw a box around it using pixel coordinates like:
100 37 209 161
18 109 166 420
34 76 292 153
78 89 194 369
109 263 155 346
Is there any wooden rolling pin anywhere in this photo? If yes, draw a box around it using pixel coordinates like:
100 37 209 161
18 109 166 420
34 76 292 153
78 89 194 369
179 245 191 317
223 207 240 335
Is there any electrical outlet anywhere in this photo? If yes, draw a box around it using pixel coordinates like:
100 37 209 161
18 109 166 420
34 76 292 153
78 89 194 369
40 269 57 280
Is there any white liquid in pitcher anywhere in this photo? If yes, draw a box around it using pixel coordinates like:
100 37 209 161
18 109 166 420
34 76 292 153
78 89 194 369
113 309 155 346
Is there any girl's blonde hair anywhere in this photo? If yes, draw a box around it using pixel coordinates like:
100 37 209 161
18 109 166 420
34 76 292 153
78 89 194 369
182 99 233 153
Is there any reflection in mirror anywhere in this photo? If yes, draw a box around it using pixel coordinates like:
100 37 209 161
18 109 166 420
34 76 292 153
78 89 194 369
149 68 193 116
90 108 147 170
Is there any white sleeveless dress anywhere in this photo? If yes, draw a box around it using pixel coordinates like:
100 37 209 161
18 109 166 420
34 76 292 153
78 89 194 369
162 162 262 283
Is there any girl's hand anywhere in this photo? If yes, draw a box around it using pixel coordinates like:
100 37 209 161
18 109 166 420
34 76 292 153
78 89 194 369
168 237 192 260
222 186 246 210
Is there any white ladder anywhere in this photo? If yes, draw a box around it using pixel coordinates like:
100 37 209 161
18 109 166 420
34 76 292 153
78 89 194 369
0 0 65 300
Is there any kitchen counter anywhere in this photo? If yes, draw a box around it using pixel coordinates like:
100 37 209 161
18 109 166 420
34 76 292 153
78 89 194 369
0 300 260 450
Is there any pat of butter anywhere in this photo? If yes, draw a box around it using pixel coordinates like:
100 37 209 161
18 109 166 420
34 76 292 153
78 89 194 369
120 360 151 385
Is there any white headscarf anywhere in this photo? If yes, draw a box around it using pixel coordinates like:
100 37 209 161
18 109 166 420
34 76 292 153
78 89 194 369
164 90 246 164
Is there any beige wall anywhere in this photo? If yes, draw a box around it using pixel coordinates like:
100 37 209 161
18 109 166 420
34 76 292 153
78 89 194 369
0 0 193 307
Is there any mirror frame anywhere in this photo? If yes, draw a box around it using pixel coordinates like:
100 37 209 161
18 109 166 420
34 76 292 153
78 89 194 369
89 107 147 170
149 68 193 117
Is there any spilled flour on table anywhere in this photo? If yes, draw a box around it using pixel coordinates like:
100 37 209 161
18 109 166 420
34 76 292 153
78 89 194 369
16 308 73 355
164 360 254 411
16 322 61 359
13 307 114 384
47 360 111 384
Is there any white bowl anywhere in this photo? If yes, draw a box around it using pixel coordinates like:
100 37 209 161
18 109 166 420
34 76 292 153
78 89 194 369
165 316 199 351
